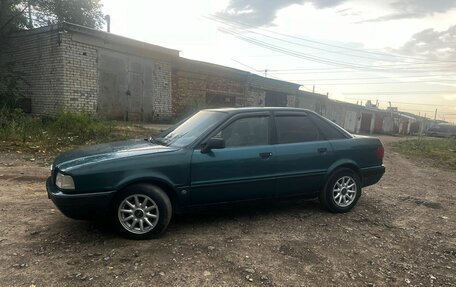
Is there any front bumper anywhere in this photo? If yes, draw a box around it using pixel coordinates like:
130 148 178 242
360 165 385 187
46 177 116 220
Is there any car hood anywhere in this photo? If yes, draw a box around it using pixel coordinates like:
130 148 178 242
53 139 179 171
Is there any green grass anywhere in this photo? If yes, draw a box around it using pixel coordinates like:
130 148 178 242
0 109 154 156
391 137 456 170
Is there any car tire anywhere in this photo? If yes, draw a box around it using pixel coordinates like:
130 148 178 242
112 184 172 240
319 168 362 213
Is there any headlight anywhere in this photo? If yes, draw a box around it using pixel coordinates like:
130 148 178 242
55 172 75 190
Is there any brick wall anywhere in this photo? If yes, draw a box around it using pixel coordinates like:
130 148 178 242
6 27 174 121
60 32 98 113
6 28 64 115
243 88 265 107
172 70 245 118
6 25 300 122
150 62 172 121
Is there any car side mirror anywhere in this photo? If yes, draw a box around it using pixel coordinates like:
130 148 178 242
201 138 225 153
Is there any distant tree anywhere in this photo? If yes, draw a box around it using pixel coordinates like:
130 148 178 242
1 0 104 35
31 0 104 29
0 0 28 37
0 1 28 109
1 0 104 110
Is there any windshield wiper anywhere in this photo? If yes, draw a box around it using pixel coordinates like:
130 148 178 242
147 136 167 146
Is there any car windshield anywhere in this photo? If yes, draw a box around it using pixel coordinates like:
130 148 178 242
155 111 226 147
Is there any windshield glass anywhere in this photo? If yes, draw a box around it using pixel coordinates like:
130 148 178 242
157 111 226 147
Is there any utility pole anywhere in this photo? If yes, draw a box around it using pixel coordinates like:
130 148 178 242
434 108 437 120
312 85 315 93
105 15 111 32
27 0 33 28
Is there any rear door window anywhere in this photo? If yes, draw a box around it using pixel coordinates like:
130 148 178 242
308 113 349 139
275 116 321 144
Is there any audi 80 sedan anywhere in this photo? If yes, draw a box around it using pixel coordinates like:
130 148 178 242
47 107 385 239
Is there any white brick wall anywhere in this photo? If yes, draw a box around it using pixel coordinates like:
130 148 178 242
60 32 98 114
6 28 173 121
151 62 172 120
7 29 64 115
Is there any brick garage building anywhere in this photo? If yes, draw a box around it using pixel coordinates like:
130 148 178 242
172 59 300 118
5 23 300 122
6 23 178 121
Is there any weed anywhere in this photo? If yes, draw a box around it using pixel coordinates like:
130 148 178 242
391 138 456 170
0 109 152 155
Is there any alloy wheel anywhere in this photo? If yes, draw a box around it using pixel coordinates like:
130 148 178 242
332 176 357 207
118 194 159 234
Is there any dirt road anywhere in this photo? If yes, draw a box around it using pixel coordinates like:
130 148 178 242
0 136 455 286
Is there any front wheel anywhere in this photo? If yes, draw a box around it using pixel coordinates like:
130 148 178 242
320 168 361 213
112 184 172 239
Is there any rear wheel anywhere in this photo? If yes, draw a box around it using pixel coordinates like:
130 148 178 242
320 168 361 213
112 184 172 239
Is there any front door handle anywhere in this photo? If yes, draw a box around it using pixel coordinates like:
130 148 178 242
318 147 327 153
259 152 273 159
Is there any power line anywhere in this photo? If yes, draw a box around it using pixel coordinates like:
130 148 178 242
343 91 456 95
220 28 375 70
287 75 456 81
345 99 448 107
291 79 455 85
231 58 259 72
269 67 455 74
266 65 454 72
219 28 455 76
215 18 400 63
208 14 455 63
267 68 456 75
231 58 310 89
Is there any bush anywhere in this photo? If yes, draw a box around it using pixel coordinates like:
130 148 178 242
0 109 152 155
0 109 119 153
0 107 42 142
0 60 27 109
50 112 112 143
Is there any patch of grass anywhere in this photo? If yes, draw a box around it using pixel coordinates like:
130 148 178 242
0 108 154 156
391 137 456 170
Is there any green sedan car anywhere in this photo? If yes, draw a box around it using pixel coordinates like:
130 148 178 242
47 107 385 239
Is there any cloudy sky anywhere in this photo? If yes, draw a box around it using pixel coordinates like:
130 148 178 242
101 0 456 122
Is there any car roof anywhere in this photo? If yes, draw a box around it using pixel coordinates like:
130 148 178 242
203 107 313 114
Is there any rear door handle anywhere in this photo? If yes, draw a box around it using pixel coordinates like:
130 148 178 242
259 152 273 159
318 147 327 153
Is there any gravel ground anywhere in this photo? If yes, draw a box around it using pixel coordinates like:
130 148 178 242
0 135 455 287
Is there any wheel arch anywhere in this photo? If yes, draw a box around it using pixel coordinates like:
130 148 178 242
326 160 362 182
113 178 183 214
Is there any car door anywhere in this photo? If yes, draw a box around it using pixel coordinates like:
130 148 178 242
190 113 276 205
273 112 333 197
